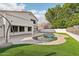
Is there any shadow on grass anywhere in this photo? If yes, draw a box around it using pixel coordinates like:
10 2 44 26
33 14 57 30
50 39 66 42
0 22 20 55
0 44 31 53
45 52 56 56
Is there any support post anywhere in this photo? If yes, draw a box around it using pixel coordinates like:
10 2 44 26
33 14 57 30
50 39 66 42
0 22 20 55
2 17 7 43
32 26 34 37
2 16 11 44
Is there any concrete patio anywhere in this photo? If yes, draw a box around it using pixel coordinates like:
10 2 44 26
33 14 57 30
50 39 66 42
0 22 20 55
0 33 44 43
0 33 66 46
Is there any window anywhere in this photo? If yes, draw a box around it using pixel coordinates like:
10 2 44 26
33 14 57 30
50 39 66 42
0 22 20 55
11 26 25 32
19 26 25 32
11 26 18 32
0 26 2 28
28 27 32 31
31 19 36 24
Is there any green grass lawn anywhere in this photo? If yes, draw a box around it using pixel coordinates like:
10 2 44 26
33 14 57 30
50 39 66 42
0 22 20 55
0 33 79 56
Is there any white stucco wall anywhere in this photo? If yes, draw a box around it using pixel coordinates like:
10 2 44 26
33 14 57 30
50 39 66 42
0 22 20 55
0 27 4 37
54 29 67 33
39 29 67 33
0 17 4 37
5 14 33 26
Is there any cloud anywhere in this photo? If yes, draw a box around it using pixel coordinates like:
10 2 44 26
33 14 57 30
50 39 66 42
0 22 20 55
0 3 25 11
28 9 48 23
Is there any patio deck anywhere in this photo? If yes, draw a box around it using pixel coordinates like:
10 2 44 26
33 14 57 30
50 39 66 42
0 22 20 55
0 33 44 44
0 33 65 46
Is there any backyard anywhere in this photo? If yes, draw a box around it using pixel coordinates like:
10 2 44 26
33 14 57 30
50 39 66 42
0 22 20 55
0 33 79 56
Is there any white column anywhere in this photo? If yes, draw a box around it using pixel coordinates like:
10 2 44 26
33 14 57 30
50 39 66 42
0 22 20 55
32 26 34 37
2 17 6 40
2 17 9 43
7 24 10 40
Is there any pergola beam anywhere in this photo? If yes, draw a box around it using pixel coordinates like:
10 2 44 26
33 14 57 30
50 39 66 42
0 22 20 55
0 14 11 44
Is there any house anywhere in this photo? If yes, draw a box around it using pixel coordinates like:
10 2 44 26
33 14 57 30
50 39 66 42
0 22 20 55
0 10 38 38
37 22 52 30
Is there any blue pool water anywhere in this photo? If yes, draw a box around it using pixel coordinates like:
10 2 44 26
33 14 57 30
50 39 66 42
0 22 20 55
44 33 55 39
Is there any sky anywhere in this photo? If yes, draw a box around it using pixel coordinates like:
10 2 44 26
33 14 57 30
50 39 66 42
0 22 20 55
0 3 63 23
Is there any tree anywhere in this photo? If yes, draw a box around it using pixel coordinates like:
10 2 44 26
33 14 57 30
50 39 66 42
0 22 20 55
45 3 79 28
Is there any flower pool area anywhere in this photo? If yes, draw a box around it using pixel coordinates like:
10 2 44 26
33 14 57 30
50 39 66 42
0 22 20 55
32 32 66 45
33 33 57 42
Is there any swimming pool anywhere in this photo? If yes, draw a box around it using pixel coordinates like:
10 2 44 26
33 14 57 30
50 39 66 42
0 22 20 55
33 33 57 42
